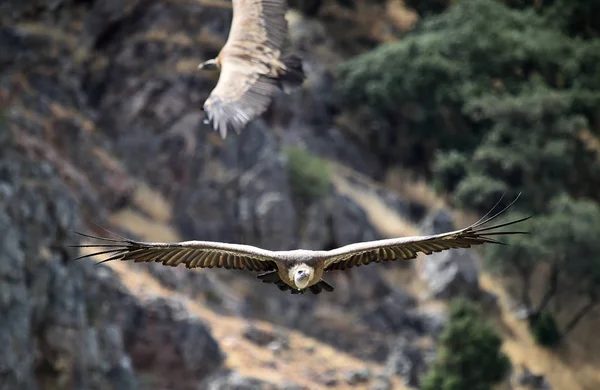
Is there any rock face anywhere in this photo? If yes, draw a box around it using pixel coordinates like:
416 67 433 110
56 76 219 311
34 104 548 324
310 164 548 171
384 336 434 388
0 132 223 390
417 208 481 299
206 371 307 390
0 0 459 388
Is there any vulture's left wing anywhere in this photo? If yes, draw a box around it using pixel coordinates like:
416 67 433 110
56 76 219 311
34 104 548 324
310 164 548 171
322 194 531 271
203 60 279 138
72 232 280 272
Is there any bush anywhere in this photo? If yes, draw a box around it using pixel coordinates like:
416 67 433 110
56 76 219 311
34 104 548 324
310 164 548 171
421 298 510 390
432 150 468 193
530 310 562 347
284 147 332 204
483 195 600 345
336 0 600 212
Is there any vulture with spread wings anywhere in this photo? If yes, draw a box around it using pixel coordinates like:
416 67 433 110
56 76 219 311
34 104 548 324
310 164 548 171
198 0 305 138
74 195 531 295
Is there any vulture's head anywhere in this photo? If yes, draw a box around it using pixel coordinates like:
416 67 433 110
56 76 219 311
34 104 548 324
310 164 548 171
292 264 313 290
198 59 220 71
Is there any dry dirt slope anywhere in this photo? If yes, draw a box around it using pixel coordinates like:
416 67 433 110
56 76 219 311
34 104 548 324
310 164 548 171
80 202 408 390
334 163 600 390
80 162 600 390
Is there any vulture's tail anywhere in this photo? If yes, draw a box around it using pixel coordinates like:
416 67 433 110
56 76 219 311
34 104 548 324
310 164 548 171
279 53 305 93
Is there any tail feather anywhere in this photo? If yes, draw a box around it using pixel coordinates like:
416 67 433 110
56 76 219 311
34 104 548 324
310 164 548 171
279 53 305 93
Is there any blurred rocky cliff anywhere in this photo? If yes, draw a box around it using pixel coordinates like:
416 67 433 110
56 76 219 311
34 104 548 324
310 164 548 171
0 0 587 389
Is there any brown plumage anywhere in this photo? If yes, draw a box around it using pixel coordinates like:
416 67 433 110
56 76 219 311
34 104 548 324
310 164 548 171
73 194 531 295
198 0 305 138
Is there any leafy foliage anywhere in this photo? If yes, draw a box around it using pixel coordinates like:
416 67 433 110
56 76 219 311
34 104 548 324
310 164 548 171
531 310 562 347
421 298 510 390
484 195 600 342
285 147 332 204
336 0 600 210
337 0 600 344
451 87 600 214
535 195 600 296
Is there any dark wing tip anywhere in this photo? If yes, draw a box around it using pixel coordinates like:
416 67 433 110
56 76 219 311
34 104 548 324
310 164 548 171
70 229 136 265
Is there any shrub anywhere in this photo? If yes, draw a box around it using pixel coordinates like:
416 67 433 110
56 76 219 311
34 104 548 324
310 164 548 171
284 147 332 204
421 298 510 390
530 310 562 347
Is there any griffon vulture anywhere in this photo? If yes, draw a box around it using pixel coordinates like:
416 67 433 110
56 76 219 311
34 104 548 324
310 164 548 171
73 195 530 295
198 0 305 138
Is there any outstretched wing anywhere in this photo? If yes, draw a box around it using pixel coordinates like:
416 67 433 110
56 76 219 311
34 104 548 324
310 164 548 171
202 0 293 138
322 194 531 271
73 233 279 272
203 61 279 138
228 0 290 55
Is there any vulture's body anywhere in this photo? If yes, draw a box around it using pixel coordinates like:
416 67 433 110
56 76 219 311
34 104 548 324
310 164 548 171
74 195 531 295
199 0 305 138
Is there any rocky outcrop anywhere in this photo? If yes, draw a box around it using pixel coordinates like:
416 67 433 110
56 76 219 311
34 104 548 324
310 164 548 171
0 131 223 390
0 0 460 388
205 371 307 390
417 208 481 299
384 336 436 388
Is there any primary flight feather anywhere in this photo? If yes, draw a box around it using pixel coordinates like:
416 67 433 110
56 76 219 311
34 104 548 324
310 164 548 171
73 194 531 295
198 0 305 138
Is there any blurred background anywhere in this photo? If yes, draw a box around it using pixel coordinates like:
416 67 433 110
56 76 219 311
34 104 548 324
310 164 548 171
1 0 600 389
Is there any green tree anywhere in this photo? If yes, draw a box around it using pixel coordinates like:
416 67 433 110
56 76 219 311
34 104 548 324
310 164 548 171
484 195 600 343
421 298 510 390
448 86 600 214
336 0 600 201
336 0 600 345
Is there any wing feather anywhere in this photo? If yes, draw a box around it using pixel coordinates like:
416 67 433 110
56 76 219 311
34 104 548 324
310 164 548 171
227 0 289 54
72 232 280 272
322 194 532 271
203 61 279 137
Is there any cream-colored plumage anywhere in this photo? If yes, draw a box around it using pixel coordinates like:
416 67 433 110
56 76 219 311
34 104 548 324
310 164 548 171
199 0 305 138
74 195 530 295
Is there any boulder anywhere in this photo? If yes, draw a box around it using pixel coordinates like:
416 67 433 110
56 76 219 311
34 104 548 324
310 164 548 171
417 208 481 299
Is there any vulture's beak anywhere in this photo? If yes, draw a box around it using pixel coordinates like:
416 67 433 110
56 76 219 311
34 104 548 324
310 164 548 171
198 59 218 71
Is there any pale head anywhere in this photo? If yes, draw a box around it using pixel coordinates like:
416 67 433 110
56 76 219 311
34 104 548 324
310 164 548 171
290 264 313 290
198 58 220 71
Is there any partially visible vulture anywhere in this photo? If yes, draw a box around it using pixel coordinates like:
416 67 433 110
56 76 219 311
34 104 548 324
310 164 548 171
73 195 531 295
198 0 305 138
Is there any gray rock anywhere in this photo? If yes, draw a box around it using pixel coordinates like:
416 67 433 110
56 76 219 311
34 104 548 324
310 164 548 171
362 289 417 333
242 324 289 350
385 336 429 388
317 370 339 387
369 374 393 390
418 208 481 299
409 308 447 338
207 372 282 390
0 141 225 390
298 197 331 249
420 208 455 235
331 193 379 247
125 297 224 386
344 368 372 384
515 365 552 390
0 146 140 390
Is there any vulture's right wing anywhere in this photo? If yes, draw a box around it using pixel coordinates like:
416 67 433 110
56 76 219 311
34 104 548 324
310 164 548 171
73 232 279 272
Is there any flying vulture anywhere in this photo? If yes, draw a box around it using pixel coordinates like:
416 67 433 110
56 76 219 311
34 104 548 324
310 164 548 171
198 0 305 138
73 195 530 295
